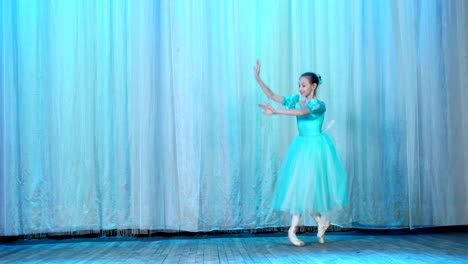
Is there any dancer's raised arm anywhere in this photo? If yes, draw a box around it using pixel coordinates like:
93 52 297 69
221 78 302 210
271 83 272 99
254 60 283 104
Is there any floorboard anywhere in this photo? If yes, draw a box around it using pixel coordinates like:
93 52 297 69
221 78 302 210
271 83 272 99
1 231 467 263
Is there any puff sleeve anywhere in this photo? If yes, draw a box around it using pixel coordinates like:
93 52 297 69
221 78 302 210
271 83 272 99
282 94 300 109
306 99 326 119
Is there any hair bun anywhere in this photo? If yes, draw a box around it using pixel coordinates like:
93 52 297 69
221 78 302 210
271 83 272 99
300 72 322 85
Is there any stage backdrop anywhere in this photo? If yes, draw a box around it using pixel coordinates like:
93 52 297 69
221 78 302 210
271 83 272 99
1 0 467 236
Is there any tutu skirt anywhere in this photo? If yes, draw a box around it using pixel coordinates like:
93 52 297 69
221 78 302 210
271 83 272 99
272 133 348 214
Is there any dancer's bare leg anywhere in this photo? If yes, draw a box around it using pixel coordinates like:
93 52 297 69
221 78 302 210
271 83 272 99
288 214 305 247
313 213 330 244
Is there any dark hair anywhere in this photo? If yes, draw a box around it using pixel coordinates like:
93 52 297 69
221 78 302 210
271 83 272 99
300 72 322 86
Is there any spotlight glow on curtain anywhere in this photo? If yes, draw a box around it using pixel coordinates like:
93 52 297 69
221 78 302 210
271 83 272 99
1 0 467 236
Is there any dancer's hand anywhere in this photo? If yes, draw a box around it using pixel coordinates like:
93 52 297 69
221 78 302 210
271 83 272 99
253 60 261 81
258 103 275 115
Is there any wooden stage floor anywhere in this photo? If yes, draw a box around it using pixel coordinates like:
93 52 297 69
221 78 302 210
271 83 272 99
1 230 468 263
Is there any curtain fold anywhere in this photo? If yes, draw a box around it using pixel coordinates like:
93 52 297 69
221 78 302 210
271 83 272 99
1 0 467 236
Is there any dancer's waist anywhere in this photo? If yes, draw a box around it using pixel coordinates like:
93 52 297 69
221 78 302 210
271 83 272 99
298 131 322 136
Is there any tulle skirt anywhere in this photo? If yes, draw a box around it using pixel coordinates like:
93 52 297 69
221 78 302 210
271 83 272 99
272 133 348 214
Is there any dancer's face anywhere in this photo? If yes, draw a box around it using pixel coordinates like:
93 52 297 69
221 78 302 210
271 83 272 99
298 77 317 98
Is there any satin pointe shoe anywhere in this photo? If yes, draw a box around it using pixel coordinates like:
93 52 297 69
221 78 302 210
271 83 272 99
317 219 330 244
288 226 305 247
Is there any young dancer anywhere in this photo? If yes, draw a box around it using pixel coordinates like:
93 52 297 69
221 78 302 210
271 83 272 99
254 61 348 246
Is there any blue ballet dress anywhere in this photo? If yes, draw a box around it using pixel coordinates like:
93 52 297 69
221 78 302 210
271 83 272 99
272 94 348 214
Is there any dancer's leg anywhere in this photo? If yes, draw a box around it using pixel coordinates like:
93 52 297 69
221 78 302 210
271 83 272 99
313 213 322 224
288 214 305 247
313 213 330 244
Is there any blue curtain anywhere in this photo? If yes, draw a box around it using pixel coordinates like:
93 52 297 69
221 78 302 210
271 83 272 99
1 0 467 236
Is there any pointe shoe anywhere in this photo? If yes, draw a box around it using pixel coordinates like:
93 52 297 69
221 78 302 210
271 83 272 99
317 219 330 244
288 227 305 247
318 236 325 244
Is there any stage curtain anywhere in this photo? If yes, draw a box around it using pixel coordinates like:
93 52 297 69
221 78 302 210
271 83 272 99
1 0 467 235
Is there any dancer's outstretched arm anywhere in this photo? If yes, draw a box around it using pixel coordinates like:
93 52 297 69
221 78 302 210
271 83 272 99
258 103 310 116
